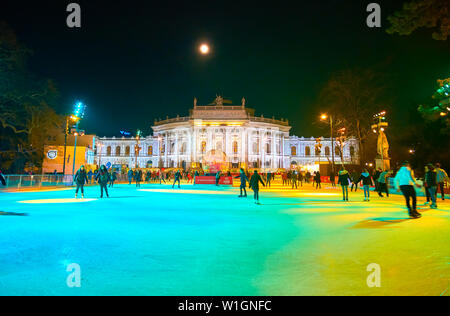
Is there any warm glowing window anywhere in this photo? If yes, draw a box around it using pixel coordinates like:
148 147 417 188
107 146 112 156
148 146 153 156
325 147 330 156
233 141 239 154
305 146 311 157
201 141 207 154
125 146 131 156
116 146 121 156
291 146 297 156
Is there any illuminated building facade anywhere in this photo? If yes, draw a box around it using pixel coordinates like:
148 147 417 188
95 96 359 170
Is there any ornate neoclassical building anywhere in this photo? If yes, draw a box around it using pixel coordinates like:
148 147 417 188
95 96 359 171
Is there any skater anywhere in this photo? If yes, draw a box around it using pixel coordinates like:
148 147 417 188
194 170 199 185
435 163 448 201
329 170 336 188
266 172 272 188
357 169 374 201
127 169 133 185
74 165 88 199
235 168 249 198
298 171 304 187
394 161 422 219
350 170 359 192
109 170 117 188
423 165 432 205
424 164 438 209
135 169 142 188
377 170 391 197
215 171 221 186
338 167 351 201
172 170 181 189
314 171 322 189
87 169 93 184
249 170 266 204
0 169 6 186
159 171 166 184
291 171 298 189
96 165 110 198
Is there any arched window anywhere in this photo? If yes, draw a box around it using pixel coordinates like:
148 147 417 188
125 146 131 156
335 147 340 156
266 143 271 154
305 146 311 157
201 141 207 154
160 144 165 154
148 146 153 156
253 142 259 154
181 143 187 154
325 147 330 156
233 141 239 154
115 146 121 156
107 146 112 156
291 146 297 156
350 146 355 157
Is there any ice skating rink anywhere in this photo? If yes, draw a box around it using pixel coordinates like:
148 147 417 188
0 182 449 296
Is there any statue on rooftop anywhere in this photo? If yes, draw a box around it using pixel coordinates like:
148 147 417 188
241 97 246 108
215 95 224 106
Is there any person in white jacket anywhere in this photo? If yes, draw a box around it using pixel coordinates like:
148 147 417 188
394 162 422 219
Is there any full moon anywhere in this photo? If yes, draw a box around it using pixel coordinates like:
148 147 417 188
199 44 210 55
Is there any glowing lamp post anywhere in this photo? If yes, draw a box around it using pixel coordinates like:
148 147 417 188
372 111 390 171
71 102 87 177
320 114 335 173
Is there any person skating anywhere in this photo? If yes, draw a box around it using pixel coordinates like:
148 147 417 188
424 164 438 209
74 165 88 199
109 170 117 188
127 169 133 185
377 170 391 198
350 170 359 192
266 172 272 188
291 171 298 189
135 169 142 188
435 163 448 201
235 168 250 198
87 170 93 184
394 162 422 219
172 170 181 189
357 169 374 201
96 165 110 198
329 170 336 188
338 167 351 201
215 171 221 186
249 170 266 204
298 171 304 187
314 171 322 190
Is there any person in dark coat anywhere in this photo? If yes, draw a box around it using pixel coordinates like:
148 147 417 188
135 169 142 188
329 170 336 187
291 171 298 189
0 169 6 186
74 165 88 199
109 170 117 188
215 171 221 186
424 164 438 209
266 172 272 188
172 170 181 189
249 170 266 204
338 167 351 201
87 170 93 184
96 165 110 198
315 171 322 189
127 169 133 185
357 169 375 201
235 168 249 197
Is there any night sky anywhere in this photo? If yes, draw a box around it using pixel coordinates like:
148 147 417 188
1 0 449 137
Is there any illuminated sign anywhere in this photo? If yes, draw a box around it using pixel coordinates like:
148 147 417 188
47 150 58 160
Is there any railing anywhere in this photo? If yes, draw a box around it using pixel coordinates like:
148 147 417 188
0 175 74 190
154 117 190 126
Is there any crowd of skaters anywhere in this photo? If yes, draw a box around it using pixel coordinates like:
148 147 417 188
4 159 444 218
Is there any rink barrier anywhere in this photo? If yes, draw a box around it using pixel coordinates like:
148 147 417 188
0 175 74 190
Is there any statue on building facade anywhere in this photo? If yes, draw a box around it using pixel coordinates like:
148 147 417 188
241 97 246 108
215 95 224 106
194 97 198 108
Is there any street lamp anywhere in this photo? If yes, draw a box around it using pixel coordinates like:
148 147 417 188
134 130 142 169
320 114 335 173
71 102 86 177
63 115 80 175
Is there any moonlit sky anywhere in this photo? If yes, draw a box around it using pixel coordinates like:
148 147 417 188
0 0 449 137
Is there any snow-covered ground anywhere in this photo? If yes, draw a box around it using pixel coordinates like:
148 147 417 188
0 182 448 296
